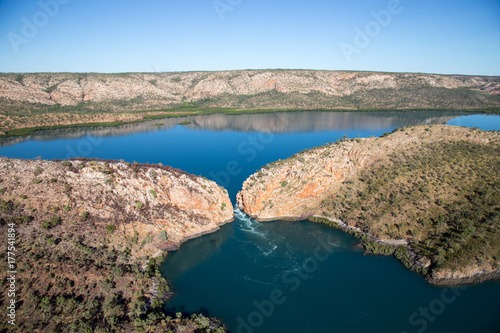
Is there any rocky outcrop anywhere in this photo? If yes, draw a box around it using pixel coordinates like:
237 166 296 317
427 267 500 286
1 70 499 111
0 157 233 255
237 125 500 285
237 131 398 221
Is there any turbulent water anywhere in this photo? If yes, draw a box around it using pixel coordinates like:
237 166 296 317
1 111 499 332
163 209 500 333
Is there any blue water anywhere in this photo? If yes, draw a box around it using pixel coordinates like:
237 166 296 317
1 111 499 332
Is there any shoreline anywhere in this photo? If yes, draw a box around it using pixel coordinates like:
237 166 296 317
238 208 499 287
2 107 499 138
158 216 235 252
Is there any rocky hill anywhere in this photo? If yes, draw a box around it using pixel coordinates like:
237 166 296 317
0 157 232 332
1 70 500 114
237 125 500 285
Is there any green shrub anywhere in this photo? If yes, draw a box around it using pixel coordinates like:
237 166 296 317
62 161 71 167
21 215 32 224
80 211 88 220
33 179 42 184
0 187 7 193
19 194 27 199
41 217 60 229
106 225 116 234
159 230 168 241
149 189 157 198
281 180 288 187
136 202 143 209
34 166 43 175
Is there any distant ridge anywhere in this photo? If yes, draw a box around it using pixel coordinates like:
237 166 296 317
1 70 499 113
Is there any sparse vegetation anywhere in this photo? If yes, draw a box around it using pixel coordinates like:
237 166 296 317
245 126 500 281
106 224 116 234
0 157 229 333
1 71 499 137
41 217 60 229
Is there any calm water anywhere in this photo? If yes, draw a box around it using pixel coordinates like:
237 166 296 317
1 111 499 332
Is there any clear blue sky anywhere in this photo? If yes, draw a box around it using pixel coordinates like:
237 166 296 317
0 0 499 75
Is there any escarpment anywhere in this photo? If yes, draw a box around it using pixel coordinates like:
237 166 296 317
0 157 233 255
237 125 500 285
0 158 232 331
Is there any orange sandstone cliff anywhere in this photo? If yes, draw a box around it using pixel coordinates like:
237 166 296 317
0 157 233 256
237 125 500 285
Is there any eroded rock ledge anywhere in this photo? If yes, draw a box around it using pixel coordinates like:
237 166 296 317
237 125 500 285
0 157 232 332
0 157 233 255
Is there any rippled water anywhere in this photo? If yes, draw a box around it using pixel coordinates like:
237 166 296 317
162 209 500 333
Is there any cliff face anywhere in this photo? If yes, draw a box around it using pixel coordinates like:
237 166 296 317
237 136 386 220
0 157 232 332
0 157 233 254
1 70 499 111
237 125 500 285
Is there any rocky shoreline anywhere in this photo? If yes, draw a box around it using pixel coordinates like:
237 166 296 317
239 208 500 286
426 269 500 286
159 216 235 251
236 125 500 286
0 156 233 332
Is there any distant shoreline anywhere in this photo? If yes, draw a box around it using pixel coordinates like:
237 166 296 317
2 107 499 138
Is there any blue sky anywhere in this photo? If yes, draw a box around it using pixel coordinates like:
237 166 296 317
0 0 499 75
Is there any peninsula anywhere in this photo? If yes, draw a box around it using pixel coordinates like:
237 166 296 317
237 125 500 285
0 157 232 332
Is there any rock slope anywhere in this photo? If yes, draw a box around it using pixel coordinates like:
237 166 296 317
0 157 232 332
237 125 500 285
0 157 233 253
1 70 499 112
